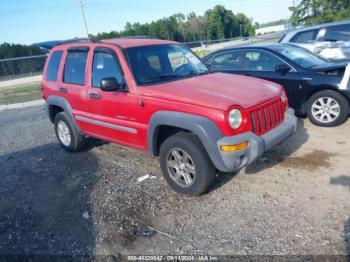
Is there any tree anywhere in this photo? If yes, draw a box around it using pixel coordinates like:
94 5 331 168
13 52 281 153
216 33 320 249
0 43 45 59
88 5 256 42
290 0 350 25
236 13 255 36
205 5 235 40
185 13 208 41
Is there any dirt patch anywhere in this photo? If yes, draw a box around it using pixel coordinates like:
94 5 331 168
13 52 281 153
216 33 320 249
279 150 335 170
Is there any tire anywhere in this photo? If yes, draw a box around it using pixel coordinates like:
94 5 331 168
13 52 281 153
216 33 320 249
54 112 86 152
306 90 349 127
159 131 216 196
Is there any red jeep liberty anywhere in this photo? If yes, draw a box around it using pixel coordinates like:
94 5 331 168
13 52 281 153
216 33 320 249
42 38 297 196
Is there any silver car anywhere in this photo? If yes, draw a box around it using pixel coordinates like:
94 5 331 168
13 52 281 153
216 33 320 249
279 21 350 61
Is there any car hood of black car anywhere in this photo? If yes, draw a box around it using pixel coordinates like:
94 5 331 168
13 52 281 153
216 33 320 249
311 61 349 72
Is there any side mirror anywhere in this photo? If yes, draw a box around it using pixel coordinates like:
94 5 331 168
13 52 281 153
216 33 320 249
100 77 123 92
275 64 291 74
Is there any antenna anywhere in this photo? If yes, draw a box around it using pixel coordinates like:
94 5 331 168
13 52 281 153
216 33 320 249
79 0 89 38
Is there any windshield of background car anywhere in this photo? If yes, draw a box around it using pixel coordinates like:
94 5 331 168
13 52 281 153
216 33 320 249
274 45 327 68
126 44 209 85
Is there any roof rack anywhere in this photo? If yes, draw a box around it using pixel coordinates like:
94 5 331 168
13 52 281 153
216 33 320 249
32 38 99 50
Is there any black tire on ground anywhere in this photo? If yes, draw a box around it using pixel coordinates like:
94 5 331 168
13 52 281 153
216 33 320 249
159 131 217 196
54 112 86 152
306 90 349 127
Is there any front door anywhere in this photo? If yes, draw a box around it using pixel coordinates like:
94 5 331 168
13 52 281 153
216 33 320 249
210 49 305 112
83 46 145 150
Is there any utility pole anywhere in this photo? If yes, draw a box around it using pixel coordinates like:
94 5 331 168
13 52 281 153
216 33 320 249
79 0 89 38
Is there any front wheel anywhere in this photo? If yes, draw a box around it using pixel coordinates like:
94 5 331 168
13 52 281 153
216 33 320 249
306 90 349 127
159 132 217 196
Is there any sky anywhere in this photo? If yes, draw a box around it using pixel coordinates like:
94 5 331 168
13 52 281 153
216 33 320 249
0 0 294 45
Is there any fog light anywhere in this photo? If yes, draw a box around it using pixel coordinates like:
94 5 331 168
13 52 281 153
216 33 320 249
220 141 249 152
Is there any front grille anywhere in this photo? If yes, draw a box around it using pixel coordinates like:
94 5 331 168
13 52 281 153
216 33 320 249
250 98 285 136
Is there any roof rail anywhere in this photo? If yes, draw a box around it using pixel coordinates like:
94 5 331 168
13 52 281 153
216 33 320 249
32 38 99 50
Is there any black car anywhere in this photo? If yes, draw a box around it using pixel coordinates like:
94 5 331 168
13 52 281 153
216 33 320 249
203 44 350 127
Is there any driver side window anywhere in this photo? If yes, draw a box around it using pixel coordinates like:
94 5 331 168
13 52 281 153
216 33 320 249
243 50 286 71
92 50 123 88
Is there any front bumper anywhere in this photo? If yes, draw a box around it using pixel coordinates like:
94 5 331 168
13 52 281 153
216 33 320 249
216 108 297 172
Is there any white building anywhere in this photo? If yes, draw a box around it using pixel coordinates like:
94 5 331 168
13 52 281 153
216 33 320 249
256 25 286 35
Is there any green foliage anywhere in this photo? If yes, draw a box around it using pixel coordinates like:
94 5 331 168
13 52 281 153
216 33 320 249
0 43 45 59
290 0 350 25
89 5 256 42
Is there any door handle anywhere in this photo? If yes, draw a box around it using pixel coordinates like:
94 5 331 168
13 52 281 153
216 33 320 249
89 93 102 99
59 87 68 93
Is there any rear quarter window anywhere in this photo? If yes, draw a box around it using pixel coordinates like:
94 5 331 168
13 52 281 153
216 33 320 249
46 51 63 81
323 23 350 41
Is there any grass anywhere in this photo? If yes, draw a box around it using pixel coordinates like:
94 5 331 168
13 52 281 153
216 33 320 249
193 49 211 58
0 82 42 105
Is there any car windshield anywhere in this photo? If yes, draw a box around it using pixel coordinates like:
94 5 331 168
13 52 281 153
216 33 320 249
126 44 209 85
274 45 328 68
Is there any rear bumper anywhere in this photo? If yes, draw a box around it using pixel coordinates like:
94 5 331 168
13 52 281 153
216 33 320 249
216 108 297 172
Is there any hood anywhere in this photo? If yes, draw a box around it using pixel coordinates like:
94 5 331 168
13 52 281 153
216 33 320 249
141 73 283 111
311 62 349 75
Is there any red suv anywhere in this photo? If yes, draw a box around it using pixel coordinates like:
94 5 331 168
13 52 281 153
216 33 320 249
42 38 297 196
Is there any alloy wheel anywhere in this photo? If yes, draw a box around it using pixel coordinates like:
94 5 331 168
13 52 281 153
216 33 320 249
311 97 340 124
166 148 196 188
57 120 71 146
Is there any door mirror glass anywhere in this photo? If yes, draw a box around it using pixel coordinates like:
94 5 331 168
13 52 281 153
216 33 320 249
100 77 122 92
275 64 291 74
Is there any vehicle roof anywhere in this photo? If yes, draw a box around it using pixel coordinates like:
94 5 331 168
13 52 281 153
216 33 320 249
101 38 178 48
203 43 289 59
282 20 350 36
48 37 179 51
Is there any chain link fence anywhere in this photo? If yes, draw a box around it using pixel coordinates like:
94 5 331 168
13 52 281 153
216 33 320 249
0 32 284 82
0 54 47 81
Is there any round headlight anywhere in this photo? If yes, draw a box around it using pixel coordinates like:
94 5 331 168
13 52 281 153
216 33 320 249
228 109 242 129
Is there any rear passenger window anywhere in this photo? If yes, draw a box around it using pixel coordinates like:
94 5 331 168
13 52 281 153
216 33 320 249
63 51 88 85
291 29 319 43
46 51 63 81
92 51 123 88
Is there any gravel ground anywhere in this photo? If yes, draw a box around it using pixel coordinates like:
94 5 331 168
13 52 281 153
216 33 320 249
0 106 349 258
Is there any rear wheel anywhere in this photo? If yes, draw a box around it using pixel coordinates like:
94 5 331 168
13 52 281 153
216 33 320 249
159 132 216 196
54 112 86 152
306 90 349 127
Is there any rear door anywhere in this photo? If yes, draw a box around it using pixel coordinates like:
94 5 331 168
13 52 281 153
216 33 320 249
317 23 350 60
60 46 90 131
84 46 144 149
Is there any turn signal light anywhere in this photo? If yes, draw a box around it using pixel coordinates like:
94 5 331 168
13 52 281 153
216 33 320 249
220 141 249 152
